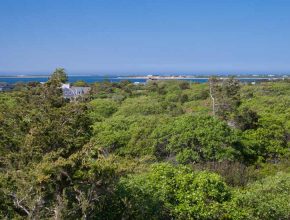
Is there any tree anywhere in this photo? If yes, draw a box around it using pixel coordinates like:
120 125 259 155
209 77 241 120
228 172 290 220
88 98 119 121
242 116 289 163
118 163 231 219
92 114 169 157
72 80 88 87
234 107 259 131
47 68 68 86
209 77 219 116
179 81 190 90
151 115 241 163
43 68 68 107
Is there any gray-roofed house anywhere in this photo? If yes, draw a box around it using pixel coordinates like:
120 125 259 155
62 84 90 101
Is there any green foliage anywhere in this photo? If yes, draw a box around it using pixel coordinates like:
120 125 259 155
92 115 170 156
88 98 119 121
118 163 231 219
152 115 241 163
234 107 259 131
179 81 190 90
228 172 290 220
1 76 290 219
209 77 241 119
242 116 289 163
115 96 165 116
0 94 24 164
72 80 89 87
48 68 68 85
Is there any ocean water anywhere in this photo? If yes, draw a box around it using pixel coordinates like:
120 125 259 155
0 75 267 84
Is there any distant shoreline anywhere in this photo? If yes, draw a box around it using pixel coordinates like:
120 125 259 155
0 75 288 80
0 75 288 85
118 76 286 80
0 75 49 78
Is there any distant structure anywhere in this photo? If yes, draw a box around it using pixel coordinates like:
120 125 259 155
0 83 15 92
61 83 90 101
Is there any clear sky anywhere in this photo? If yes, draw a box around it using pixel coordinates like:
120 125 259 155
1 0 290 75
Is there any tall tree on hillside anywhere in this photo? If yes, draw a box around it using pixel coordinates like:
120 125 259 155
209 77 241 120
209 77 220 116
47 68 68 86
45 68 68 107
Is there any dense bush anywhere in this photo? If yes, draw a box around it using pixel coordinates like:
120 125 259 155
118 163 231 219
152 115 241 163
228 172 290 219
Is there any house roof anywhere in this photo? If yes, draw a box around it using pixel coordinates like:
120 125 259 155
62 86 90 98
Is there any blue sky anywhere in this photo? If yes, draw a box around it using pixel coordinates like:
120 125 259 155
1 0 290 75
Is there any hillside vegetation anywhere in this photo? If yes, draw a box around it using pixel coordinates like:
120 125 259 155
1 69 290 219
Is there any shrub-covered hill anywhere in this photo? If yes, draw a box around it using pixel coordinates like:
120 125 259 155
1 69 289 219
